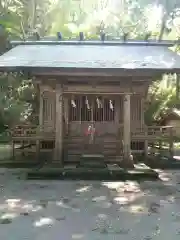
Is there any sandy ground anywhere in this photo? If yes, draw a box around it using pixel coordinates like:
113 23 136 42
0 170 180 239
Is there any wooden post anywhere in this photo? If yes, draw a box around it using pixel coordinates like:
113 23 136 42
39 85 44 127
141 97 145 128
169 127 174 157
54 84 63 165
122 94 134 168
36 139 40 160
12 140 15 159
63 96 69 136
176 74 180 101
37 85 43 161
115 96 121 156
144 128 148 158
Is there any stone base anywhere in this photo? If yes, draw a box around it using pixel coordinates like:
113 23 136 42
78 154 106 168
120 154 134 169
27 163 159 180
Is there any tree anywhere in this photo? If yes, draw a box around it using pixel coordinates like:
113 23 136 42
1 0 180 131
145 75 178 125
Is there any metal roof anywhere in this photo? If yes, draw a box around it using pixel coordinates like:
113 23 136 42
0 43 180 72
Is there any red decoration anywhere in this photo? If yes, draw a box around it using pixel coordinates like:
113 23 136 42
85 126 96 136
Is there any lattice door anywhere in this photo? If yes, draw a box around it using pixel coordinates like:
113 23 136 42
68 95 118 155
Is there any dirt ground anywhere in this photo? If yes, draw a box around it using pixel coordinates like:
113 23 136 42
0 169 180 239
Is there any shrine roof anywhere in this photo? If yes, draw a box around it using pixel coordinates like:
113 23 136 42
0 41 180 74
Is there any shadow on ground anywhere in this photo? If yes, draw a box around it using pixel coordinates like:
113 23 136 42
0 169 179 239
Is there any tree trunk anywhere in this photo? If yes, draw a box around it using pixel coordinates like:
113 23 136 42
158 14 167 41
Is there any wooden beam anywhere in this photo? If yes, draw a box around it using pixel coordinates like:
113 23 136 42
63 84 148 94
39 75 153 83
33 70 164 78
54 84 63 165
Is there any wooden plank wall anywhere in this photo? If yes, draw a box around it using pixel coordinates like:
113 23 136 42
42 91 55 130
131 95 144 130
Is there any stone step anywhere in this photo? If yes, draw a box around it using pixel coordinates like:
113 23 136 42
78 154 106 168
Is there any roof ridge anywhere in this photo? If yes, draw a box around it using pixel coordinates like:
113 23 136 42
10 40 180 47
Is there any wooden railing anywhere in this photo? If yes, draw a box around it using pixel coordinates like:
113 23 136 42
11 125 55 139
10 124 176 158
11 124 175 141
131 126 174 140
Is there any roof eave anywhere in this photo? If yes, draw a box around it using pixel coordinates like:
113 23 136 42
0 66 179 75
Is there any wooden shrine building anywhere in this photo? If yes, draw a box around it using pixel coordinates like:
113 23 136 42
0 40 180 168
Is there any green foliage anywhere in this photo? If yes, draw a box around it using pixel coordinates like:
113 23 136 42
0 72 36 131
145 75 178 125
0 0 180 131
1 0 180 40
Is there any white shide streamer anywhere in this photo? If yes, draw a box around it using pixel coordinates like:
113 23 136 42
85 97 90 109
96 98 103 108
71 99 76 108
109 100 114 110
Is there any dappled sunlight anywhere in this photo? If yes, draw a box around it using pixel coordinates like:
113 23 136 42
92 196 107 202
127 204 148 214
0 203 10 211
0 169 179 238
113 192 143 206
102 181 125 190
159 171 173 181
31 205 43 212
114 196 130 205
6 198 21 209
22 203 36 211
160 175 171 182
72 234 85 239
4 198 44 213
1 213 18 220
76 185 91 193
102 181 141 193
56 200 71 209
34 217 54 227
166 195 175 203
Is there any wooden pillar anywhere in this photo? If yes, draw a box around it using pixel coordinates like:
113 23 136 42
122 94 134 168
115 96 122 156
63 96 69 136
141 97 145 128
35 84 44 161
176 74 180 100
54 84 63 165
169 127 174 157
39 85 44 127
12 140 15 159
